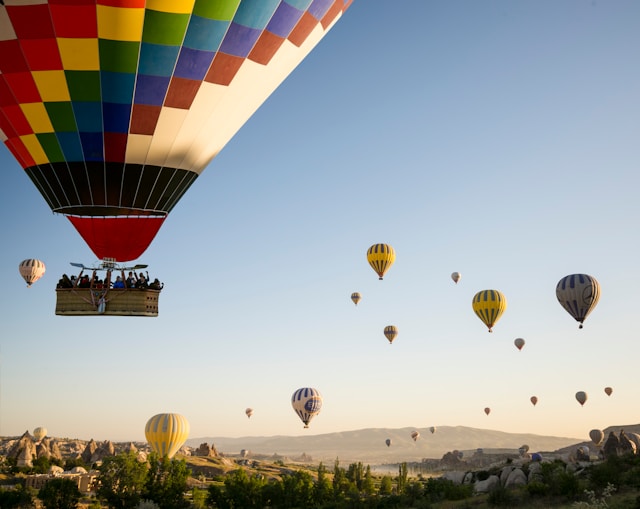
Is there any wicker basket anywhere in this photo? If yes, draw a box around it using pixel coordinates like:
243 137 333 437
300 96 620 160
55 288 160 317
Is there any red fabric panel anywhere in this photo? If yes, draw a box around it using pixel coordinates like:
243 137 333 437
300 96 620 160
20 39 63 71
249 30 284 66
50 3 98 38
67 216 166 262
7 5 56 39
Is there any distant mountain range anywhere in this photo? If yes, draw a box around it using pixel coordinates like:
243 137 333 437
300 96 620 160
186 426 586 464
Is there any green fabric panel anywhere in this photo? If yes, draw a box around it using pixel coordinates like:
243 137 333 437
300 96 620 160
193 0 240 20
44 102 77 132
66 71 101 102
99 39 140 74
37 133 66 163
142 10 189 45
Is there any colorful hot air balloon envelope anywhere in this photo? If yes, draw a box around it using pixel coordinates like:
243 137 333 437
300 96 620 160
0 2 352 262
245 408 253 418
383 325 398 345
472 290 507 332
367 244 395 280
410 431 420 442
19 259 45 287
589 429 605 446
451 272 461 284
385 438 391 447
33 427 47 441
145 413 190 459
575 391 588 406
351 292 361 306
514 338 525 351
484 407 491 416
604 387 613 396
530 396 538 406
291 387 322 428
556 274 601 328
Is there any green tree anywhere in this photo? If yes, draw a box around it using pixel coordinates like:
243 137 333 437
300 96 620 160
143 454 190 509
0 484 35 508
379 475 394 496
396 462 408 494
207 469 265 509
362 465 376 496
313 462 333 505
38 478 81 509
280 470 315 508
97 451 148 509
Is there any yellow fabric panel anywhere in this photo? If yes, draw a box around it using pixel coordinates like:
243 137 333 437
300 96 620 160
20 134 49 165
20 103 54 133
145 413 190 458
57 38 100 70
147 0 195 14
31 71 71 102
97 4 145 42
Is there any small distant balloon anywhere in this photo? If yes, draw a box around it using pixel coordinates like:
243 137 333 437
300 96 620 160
530 396 538 406
430 426 437 434
556 274 601 328
385 438 391 447
519 444 530 455
472 290 507 332
451 272 461 284
589 429 605 446
351 292 362 306
245 408 253 419
33 427 47 441
604 387 613 396
411 431 420 442
366 244 396 280
514 338 525 351
575 391 588 406
19 259 46 287
484 407 491 416
384 325 398 345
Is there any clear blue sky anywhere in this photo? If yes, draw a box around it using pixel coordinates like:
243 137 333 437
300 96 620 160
1 1 639 444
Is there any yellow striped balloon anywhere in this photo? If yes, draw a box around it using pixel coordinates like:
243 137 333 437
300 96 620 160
144 413 190 459
19 259 46 287
366 244 396 280
383 325 398 345
472 290 507 332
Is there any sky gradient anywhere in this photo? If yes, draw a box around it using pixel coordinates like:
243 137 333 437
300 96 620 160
1 1 639 445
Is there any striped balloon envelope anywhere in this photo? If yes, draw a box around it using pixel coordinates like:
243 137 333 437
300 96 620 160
472 289 507 332
555 274 601 328
291 387 322 428
0 1 352 262
366 243 395 280
18 258 46 287
144 412 190 458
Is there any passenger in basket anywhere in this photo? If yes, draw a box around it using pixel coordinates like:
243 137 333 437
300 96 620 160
135 273 149 289
113 276 125 289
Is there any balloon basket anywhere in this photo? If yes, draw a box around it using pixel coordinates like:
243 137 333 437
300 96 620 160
55 288 160 317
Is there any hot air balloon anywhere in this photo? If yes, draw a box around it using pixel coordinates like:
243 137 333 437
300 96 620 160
367 244 395 280
451 272 461 284
484 407 491 416
410 431 420 442
472 290 507 332
291 387 322 428
589 429 605 446
518 444 529 456
144 413 190 459
385 438 391 447
245 408 253 419
19 259 45 287
430 426 436 434
556 274 601 328
0 2 352 263
604 387 613 396
514 338 525 351
575 391 588 406
383 325 398 345
351 292 361 306
33 427 47 442
530 396 538 406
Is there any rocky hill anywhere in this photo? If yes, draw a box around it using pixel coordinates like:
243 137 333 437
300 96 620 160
186 425 584 464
